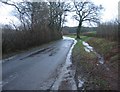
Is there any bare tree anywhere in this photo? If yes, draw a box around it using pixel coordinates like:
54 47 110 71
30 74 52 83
73 0 103 39
48 1 72 31
1 0 72 32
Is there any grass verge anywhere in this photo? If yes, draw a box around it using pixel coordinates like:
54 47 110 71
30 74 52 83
70 35 119 90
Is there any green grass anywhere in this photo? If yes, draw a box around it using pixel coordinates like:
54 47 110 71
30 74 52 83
72 35 97 64
72 35 97 74
86 37 118 58
82 31 96 37
73 40 96 60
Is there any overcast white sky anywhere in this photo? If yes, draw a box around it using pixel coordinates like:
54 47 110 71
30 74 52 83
65 0 119 27
0 0 119 27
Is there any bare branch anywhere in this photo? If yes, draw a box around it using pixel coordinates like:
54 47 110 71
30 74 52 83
1 1 22 14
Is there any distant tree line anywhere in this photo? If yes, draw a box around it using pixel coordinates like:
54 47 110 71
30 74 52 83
62 26 97 35
1 1 71 54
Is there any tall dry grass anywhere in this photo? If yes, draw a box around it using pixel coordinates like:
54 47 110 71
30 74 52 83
2 27 62 54
96 21 119 41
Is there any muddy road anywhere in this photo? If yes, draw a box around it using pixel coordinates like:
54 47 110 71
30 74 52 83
2 37 75 90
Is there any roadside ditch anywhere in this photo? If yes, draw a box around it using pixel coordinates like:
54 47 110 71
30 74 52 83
72 37 118 90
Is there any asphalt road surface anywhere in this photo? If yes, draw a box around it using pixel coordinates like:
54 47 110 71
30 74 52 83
2 37 74 90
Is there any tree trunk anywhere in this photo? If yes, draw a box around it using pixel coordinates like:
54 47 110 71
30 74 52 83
76 22 82 39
